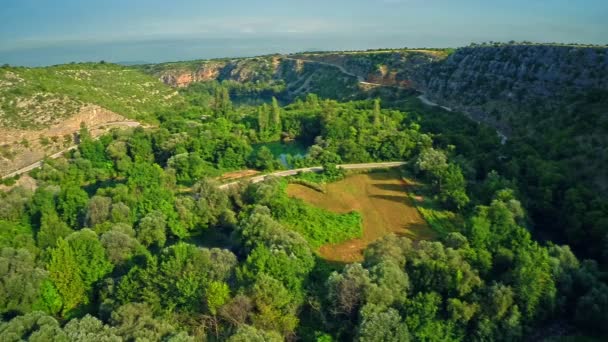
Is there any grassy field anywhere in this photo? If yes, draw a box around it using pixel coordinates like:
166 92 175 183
287 169 436 262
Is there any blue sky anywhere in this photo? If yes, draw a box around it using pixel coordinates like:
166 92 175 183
1 0 607 66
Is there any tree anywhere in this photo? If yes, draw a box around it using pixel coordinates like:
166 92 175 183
405 241 481 297
483 283 515 320
37 212 73 250
416 148 447 171
250 274 299 336
403 292 456 341
205 281 230 315
47 239 87 316
110 303 180 341
373 98 381 126
57 183 89 227
327 264 371 319
270 97 281 134
65 229 113 289
357 304 410 342
237 208 314 294
438 164 469 210
193 178 231 229
575 284 608 334
63 315 121 342
219 295 253 327
0 248 46 315
367 260 409 308
0 220 37 256
257 104 270 139
100 229 142 265
0 187 32 222
254 146 277 171
110 202 131 224
0 311 67 342
33 279 62 315
214 87 232 118
227 325 282 342
415 148 448 190
85 196 112 227
136 211 167 248
509 244 556 320
78 122 92 143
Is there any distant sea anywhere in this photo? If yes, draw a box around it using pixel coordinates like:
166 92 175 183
0 35 429 67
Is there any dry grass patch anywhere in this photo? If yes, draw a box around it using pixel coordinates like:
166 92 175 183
287 169 436 262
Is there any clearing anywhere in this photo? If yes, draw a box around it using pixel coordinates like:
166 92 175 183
287 169 436 262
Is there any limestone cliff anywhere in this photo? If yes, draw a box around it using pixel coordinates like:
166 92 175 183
146 56 361 100
415 44 608 134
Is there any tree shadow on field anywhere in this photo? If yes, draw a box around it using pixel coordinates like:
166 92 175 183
372 183 407 192
366 170 394 180
395 222 437 240
370 194 408 204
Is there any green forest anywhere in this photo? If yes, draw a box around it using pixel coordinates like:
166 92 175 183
0 71 607 342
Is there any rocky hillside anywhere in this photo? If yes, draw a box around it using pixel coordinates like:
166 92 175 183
141 56 363 100
0 63 180 129
140 57 279 88
143 45 608 143
416 44 608 133
0 63 181 176
416 44 608 191
289 49 450 87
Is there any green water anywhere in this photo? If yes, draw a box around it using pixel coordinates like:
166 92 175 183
253 141 308 168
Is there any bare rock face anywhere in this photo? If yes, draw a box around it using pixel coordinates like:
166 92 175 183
159 63 224 87
154 58 279 88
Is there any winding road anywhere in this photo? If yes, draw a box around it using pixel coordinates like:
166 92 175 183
288 56 508 144
285 56 367 82
1 121 141 179
218 161 406 189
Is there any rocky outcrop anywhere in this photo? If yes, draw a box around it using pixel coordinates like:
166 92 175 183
151 57 281 88
158 62 225 87
150 56 361 100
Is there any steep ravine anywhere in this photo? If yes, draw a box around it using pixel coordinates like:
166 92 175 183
148 45 608 140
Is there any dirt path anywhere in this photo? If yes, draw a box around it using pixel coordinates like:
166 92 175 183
417 94 508 144
285 57 366 82
218 161 406 189
1 121 141 179
288 56 509 144
285 56 414 90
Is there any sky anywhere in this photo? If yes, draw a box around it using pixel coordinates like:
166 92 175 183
1 0 607 66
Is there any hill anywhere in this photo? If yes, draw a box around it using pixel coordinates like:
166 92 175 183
0 63 182 176
138 49 449 101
